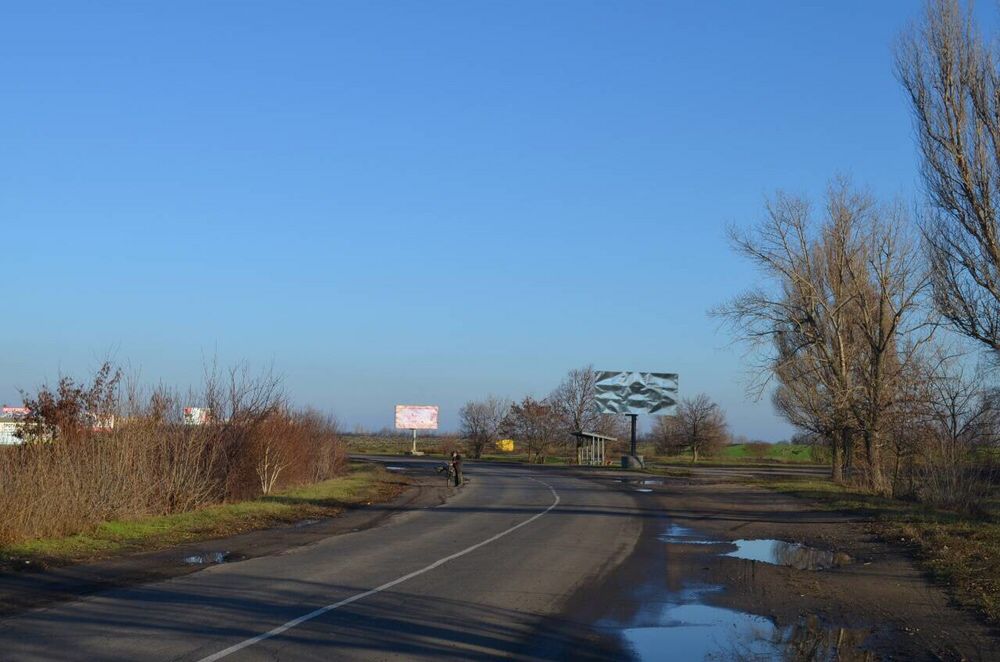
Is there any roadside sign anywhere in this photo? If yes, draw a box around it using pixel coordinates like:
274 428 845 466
394 405 439 430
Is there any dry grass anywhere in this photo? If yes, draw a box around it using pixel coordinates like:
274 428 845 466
0 365 347 548
0 463 398 568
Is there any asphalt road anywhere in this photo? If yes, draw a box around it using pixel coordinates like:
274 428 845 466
0 459 642 661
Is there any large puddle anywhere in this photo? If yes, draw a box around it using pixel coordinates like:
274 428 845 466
724 539 851 571
611 584 876 661
659 523 851 571
618 523 872 659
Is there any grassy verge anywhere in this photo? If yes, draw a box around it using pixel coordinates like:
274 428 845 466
643 443 819 465
757 478 1000 625
0 462 403 569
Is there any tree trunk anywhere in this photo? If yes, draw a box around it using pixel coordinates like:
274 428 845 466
842 429 854 481
865 430 886 494
831 433 844 483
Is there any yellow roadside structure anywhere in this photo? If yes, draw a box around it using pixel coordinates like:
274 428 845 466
496 439 515 452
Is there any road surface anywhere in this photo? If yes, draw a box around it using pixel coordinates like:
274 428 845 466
0 459 641 661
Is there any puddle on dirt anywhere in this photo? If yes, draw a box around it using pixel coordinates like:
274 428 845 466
724 539 851 571
183 551 246 566
657 524 851 571
385 466 408 471
657 524 720 545
294 518 321 528
634 488 654 493
610 584 875 661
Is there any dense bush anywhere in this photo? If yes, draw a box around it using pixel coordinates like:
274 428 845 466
0 364 344 546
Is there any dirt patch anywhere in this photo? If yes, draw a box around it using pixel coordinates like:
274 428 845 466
0 466 451 619
572 472 999 661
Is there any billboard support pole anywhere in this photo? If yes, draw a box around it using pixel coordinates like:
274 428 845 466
629 414 638 457
411 428 417 454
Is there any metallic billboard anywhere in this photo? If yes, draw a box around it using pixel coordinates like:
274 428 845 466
594 371 678 415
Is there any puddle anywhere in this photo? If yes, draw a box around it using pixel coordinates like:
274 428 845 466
610 585 875 661
614 478 663 486
634 488 653 493
183 551 246 565
385 466 407 471
724 539 851 571
658 524 719 545
617 586 779 660
294 518 321 528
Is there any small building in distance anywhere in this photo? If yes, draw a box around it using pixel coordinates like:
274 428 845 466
0 406 29 445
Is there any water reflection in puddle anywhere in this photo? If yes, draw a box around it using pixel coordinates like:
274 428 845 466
385 466 407 471
725 539 850 571
614 478 664 485
658 524 719 545
611 585 875 661
634 488 654 493
183 551 245 565
618 586 778 660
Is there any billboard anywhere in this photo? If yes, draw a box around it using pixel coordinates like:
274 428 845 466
395 405 439 430
184 407 211 426
594 371 678 415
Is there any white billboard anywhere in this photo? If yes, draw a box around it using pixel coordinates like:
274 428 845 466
394 405 439 430
183 407 211 426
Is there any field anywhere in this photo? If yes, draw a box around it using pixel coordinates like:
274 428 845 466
347 435 820 465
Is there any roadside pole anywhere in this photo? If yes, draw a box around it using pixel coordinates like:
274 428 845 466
629 414 638 457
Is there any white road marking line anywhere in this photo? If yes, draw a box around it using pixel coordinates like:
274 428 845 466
196 477 560 662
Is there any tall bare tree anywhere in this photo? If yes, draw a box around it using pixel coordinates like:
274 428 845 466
896 0 1000 352
715 184 867 480
550 365 600 433
716 181 932 491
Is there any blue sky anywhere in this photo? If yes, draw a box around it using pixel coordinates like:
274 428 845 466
0 1 958 438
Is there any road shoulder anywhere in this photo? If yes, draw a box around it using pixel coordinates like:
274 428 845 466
0 464 450 619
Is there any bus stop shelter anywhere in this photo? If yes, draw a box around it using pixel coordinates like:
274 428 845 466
571 431 616 466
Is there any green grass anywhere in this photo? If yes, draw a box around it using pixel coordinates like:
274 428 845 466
0 463 400 566
644 443 819 465
758 477 1000 625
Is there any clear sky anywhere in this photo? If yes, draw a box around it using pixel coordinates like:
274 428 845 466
0 1 958 438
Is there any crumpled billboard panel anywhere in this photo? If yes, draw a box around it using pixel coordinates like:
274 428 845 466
594 371 678 415
395 405 439 430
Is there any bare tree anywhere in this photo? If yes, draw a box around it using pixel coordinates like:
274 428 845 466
896 0 1000 352
459 395 511 459
656 394 728 463
502 396 562 463
714 183 868 481
716 181 933 491
550 365 600 432
549 365 622 456
18 361 122 442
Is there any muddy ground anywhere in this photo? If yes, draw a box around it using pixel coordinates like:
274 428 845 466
554 470 999 661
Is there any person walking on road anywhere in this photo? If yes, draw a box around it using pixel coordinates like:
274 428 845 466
450 451 464 487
